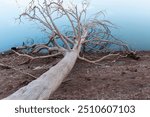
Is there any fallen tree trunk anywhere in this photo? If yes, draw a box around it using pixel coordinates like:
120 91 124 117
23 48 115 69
3 48 80 100
2 0 131 100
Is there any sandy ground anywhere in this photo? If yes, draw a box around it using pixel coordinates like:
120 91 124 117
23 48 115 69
0 51 150 100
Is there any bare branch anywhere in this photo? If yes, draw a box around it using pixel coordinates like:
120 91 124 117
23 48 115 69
78 53 120 64
44 0 71 50
12 49 63 62
83 38 130 52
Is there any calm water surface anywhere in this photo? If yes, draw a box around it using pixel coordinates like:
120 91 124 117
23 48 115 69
0 0 150 52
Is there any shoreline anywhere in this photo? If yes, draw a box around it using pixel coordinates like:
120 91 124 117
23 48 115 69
0 51 150 99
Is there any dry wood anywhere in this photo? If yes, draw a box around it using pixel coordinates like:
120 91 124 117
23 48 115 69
2 0 135 100
78 53 120 64
3 48 80 100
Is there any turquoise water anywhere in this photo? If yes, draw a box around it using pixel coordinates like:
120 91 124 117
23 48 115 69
0 0 150 52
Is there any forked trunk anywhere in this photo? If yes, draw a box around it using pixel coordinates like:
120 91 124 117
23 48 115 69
3 48 80 100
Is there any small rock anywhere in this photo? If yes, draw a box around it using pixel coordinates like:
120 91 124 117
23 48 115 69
126 67 138 72
86 78 91 81
105 65 111 68
134 69 138 72
121 71 126 75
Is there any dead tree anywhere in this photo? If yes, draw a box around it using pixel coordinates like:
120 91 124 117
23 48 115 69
3 0 135 100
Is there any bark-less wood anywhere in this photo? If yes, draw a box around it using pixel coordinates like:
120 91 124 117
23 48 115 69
2 0 135 100
3 47 80 100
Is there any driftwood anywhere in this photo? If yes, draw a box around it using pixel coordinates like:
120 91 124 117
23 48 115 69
3 0 135 100
3 47 80 100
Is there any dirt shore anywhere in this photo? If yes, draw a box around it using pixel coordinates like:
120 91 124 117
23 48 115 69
0 51 150 99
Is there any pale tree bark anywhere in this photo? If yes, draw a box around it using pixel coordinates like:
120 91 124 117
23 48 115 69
3 34 85 99
2 0 136 100
3 48 79 100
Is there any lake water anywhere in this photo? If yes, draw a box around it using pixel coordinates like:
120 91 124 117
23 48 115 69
0 0 150 52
